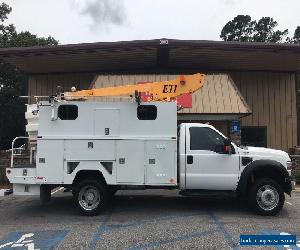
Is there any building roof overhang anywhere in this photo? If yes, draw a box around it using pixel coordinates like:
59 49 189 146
0 39 300 74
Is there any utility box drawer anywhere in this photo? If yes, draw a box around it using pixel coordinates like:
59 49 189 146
65 140 116 161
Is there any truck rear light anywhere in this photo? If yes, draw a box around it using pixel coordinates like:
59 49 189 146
169 178 175 183
6 169 11 175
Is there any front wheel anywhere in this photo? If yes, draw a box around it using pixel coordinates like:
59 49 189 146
74 179 108 216
249 178 285 216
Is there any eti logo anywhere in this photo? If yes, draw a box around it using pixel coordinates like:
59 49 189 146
163 85 177 94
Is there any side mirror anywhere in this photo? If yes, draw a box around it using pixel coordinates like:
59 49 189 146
215 139 232 154
214 144 224 153
223 139 232 154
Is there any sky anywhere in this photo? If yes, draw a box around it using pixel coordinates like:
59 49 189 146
3 0 300 45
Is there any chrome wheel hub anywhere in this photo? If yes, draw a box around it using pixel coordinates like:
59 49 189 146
78 185 100 211
256 185 279 211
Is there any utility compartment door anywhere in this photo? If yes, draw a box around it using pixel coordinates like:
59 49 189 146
94 109 120 136
36 139 64 183
116 140 144 184
145 140 177 185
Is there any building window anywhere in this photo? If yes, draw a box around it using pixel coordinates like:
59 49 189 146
137 105 157 120
58 105 78 120
241 127 267 147
189 127 225 151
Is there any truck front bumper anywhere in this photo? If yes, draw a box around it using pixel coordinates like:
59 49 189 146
291 180 296 191
285 177 296 195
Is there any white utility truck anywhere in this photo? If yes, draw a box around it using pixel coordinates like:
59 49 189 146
6 74 294 216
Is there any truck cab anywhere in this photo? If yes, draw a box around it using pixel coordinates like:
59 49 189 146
179 123 294 215
179 123 240 191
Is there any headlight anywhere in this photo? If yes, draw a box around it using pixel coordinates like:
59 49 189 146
287 161 293 170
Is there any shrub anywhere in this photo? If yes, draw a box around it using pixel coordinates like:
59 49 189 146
0 167 8 185
295 169 300 185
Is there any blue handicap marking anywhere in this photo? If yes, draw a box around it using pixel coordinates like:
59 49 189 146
258 230 300 250
0 230 68 250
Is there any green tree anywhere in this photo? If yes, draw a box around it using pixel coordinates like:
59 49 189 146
292 26 300 43
220 15 255 42
252 17 288 43
220 15 289 43
0 2 58 150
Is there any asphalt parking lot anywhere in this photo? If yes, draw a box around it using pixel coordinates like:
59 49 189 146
0 190 299 250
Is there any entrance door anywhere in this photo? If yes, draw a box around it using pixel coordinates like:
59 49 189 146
241 127 267 147
185 125 240 190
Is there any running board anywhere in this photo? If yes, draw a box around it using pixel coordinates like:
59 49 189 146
179 190 234 197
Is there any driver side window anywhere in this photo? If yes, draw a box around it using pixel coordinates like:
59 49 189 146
190 127 225 151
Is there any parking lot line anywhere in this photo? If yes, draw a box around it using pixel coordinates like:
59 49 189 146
51 187 64 195
286 201 293 206
207 209 238 249
88 210 209 250
89 211 112 250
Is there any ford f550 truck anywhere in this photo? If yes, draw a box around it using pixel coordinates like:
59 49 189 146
6 101 294 216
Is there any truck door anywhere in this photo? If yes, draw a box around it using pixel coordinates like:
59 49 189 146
185 125 239 190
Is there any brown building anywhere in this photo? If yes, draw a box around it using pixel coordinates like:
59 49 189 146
0 39 299 151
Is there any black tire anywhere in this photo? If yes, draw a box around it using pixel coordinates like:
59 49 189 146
108 187 118 197
74 179 108 216
40 185 51 204
249 178 285 216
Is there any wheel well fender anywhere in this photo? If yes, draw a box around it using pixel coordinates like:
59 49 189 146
237 160 291 195
72 170 107 188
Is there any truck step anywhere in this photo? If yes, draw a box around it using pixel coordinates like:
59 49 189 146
179 190 234 197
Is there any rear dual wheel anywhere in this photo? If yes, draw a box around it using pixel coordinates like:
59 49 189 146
74 179 108 216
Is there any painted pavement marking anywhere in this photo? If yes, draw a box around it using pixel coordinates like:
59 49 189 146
207 209 239 249
88 209 239 250
258 230 300 250
0 230 68 250
51 187 64 195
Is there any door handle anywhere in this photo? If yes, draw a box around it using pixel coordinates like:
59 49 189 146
187 155 193 164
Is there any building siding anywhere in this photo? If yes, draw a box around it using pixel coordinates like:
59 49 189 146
28 73 95 103
231 72 297 151
92 74 250 115
28 71 297 151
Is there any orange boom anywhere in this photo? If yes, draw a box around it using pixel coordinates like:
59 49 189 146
64 73 206 104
